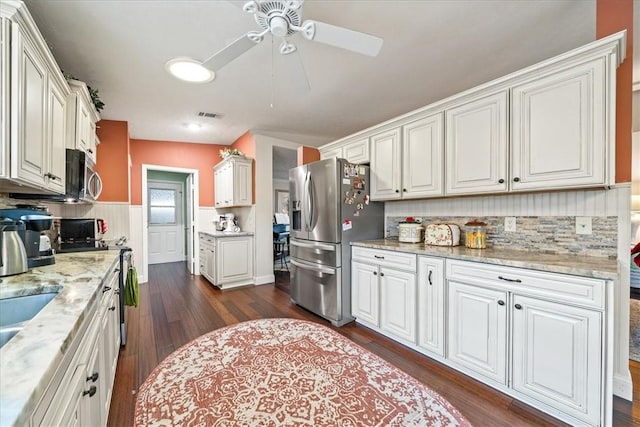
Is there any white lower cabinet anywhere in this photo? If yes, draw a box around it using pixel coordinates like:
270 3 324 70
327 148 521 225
446 259 606 426
351 261 379 326
199 233 254 289
416 256 445 356
32 261 120 427
351 249 609 427
351 247 417 343
511 295 601 425
447 281 508 385
380 268 416 342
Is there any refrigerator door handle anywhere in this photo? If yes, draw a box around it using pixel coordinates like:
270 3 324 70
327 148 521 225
290 259 336 275
302 171 311 231
307 174 314 231
290 240 335 251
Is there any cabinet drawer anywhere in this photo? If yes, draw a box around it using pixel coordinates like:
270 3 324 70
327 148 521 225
352 247 416 272
446 260 605 310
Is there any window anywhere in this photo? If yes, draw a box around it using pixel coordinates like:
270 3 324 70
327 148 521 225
149 188 177 224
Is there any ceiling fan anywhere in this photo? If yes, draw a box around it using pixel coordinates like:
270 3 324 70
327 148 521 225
165 0 384 83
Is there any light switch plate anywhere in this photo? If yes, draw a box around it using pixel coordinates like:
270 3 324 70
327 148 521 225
576 216 592 235
505 217 516 232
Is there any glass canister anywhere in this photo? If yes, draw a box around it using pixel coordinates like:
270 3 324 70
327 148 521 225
465 219 487 249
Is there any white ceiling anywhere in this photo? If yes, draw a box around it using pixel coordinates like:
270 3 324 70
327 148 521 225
24 0 604 147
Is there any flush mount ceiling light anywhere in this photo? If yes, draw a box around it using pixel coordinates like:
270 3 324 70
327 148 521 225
165 57 215 83
186 123 202 131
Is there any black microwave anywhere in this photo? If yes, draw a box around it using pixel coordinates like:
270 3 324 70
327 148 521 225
10 149 103 203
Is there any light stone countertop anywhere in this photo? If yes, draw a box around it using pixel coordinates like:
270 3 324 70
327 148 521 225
352 239 618 281
0 250 120 427
199 229 255 237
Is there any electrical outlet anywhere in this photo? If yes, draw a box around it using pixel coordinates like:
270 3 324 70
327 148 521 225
504 217 516 232
575 216 592 235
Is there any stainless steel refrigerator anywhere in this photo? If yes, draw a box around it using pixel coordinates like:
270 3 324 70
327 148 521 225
288 158 384 326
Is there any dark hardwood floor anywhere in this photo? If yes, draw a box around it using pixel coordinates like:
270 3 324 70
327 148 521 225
108 262 640 426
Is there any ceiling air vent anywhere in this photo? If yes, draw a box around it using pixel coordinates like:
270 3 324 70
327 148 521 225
197 112 221 119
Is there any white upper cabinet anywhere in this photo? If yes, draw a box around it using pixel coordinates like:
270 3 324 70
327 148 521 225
511 57 607 191
320 137 369 163
0 3 70 194
322 32 624 200
214 156 252 207
445 91 509 196
370 128 402 200
371 112 444 200
67 79 100 163
402 113 444 198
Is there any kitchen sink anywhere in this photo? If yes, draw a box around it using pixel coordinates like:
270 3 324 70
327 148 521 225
0 293 58 348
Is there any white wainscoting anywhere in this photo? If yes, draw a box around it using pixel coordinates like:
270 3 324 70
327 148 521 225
386 185 632 400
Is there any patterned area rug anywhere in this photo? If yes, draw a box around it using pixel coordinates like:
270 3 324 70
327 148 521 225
134 318 471 426
630 298 640 362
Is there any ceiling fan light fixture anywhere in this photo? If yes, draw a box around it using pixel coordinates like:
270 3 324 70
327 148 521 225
165 57 215 83
269 16 289 37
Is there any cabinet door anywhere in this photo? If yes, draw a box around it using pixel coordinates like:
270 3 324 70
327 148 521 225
511 58 606 191
417 256 445 356
320 146 343 160
216 237 253 284
448 281 507 384
104 288 120 411
402 113 444 198
445 91 508 195
76 100 91 152
232 159 252 206
13 25 48 188
380 267 416 343
512 295 601 425
206 245 216 283
343 138 369 163
83 343 102 427
1 19 8 178
351 261 379 326
370 127 401 200
47 78 66 194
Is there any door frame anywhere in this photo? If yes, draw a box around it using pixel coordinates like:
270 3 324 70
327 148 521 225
142 164 199 278
147 179 185 265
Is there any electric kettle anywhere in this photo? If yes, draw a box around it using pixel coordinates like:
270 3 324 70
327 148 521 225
0 219 28 277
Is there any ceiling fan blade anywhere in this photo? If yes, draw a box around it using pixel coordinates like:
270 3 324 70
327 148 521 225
304 20 383 57
202 34 259 71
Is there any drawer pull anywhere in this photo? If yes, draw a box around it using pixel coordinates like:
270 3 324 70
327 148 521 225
498 276 521 283
109 306 116 311
497 300 505 306
373 255 384 259
86 372 99 382
103 286 112 293
514 304 523 310
380 272 385 277
427 270 433 286
83 386 97 397
373 271 377 276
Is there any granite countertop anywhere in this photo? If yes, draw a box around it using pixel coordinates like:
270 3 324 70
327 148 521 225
352 239 618 281
0 250 120 427
199 229 255 237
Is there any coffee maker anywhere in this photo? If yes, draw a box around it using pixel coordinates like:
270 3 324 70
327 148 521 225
0 208 55 268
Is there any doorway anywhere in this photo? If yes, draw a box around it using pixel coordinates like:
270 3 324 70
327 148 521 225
148 179 185 264
142 165 199 278
272 146 297 292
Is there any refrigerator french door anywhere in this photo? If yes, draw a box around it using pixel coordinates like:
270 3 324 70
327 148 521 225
289 158 384 326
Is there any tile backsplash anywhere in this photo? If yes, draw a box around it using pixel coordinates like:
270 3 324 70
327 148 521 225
387 216 617 258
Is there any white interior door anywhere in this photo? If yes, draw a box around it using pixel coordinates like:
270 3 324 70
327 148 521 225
148 181 185 265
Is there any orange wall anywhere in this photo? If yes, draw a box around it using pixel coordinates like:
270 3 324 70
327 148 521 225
230 131 256 203
297 146 320 165
95 120 130 202
129 139 227 206
597 0 633 183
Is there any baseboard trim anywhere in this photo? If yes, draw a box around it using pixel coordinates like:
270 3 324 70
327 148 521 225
255 274 274 285
613 372 633 401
